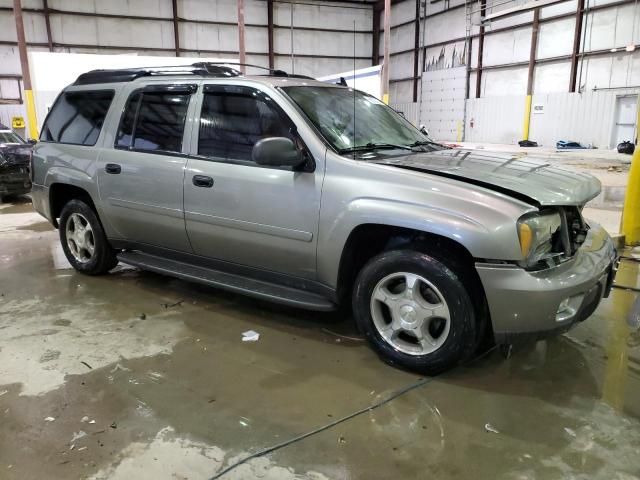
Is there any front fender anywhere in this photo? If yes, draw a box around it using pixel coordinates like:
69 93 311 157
317 195 532 288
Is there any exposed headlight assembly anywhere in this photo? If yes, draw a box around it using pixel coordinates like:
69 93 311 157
517 211 563 269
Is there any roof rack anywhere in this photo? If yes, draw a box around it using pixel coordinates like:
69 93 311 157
73 62 315 86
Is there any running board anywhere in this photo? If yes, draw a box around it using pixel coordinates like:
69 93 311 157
116 251 336 312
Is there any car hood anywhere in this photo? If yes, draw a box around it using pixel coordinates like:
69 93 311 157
369 149 601 206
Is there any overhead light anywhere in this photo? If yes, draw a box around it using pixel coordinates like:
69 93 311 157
626 45 636 52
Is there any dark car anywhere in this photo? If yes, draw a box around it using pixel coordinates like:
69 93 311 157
0 124 33 201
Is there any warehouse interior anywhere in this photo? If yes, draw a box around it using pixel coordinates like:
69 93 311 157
1 0 640 479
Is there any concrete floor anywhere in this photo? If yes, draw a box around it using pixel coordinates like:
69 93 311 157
1 196 640 480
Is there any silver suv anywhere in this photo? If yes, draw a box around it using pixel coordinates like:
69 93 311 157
32 63 617 373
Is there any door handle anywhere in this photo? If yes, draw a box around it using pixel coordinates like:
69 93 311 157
192 175 214 188
105 163 121 174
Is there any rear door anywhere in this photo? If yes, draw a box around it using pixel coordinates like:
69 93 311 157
183 83 323 279
97 83 198 252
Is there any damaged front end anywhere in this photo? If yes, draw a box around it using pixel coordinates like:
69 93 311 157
517 206 590 271
0 145 32 198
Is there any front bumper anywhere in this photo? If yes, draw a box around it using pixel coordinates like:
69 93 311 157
476 223 617 344
0 167 31 196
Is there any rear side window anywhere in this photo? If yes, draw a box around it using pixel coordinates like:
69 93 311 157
116 91 190 153
40 90 114 145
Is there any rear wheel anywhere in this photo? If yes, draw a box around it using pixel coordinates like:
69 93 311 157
59 199 118 275
353 250 477 375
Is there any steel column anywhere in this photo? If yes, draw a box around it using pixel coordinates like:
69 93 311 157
382 0 391 104
526 8 540 95
569 0 585 92
237 0 246 72
475 0 486 98
372 3 381 65
171 0 180 56
412 0 420 102
42 0 53 52
267 0 275 69
12 0 38 139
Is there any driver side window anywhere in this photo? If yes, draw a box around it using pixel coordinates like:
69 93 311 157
198 87 295 163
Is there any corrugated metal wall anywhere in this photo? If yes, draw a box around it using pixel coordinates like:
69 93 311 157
390 101 419 126
465 88 640 147
465 96 526 144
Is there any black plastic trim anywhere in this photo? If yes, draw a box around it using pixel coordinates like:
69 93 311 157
109 239 338 303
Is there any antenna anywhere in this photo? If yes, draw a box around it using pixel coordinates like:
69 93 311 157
353 19 356 160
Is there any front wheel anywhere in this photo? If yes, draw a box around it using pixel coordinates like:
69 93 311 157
353 250 477 375
59 199 118 275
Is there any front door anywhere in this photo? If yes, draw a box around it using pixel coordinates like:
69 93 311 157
183 84 323 279
97 84 197 252
612 95 638 148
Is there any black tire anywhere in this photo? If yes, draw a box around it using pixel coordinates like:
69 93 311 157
59 199 118 275
352 250 477 375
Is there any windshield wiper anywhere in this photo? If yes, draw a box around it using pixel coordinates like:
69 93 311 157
339 142 413 154
408 139 448 149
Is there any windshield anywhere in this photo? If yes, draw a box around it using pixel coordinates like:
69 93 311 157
0 131 25 144
283 86 438 154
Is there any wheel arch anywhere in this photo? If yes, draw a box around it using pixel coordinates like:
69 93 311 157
49 183 98 229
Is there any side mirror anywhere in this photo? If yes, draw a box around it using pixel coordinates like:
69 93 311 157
252 137 303 168
27 139 37 145
419 125 429 136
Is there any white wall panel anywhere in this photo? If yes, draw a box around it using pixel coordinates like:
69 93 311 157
537 17 574 59
275 30 369 57
0 11 48 43
481 66 529 96
390 23 415 53
50 14 175 49
482 26 531 66
275 2 371 31
389 50 414 79
390 0 416 26
540 0 577 18
534 60 571 93
180 22 238 52
528 90 627 148
424 9 466 46
389 78 413 103
0 45 21 75
180 0 240 23
48 0 173 17
465 95 525 143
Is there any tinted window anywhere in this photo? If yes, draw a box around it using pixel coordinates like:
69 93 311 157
0 131 24 144
41 90 114 145
116 91 190 153
198 89 294 162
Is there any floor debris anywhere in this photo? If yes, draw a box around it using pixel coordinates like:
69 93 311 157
70 431 86 442
242 330 260 342
80 361 93 370
44 416 55 422
81 416 89 423
564 427 577 437
161 300 183 308
484 423 500 434
110 363 131 373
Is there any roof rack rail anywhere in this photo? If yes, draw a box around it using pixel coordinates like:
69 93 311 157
73 62 315 86
195 62 315 80
73 64 241 86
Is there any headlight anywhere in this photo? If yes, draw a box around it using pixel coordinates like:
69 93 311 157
517 211 562 268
